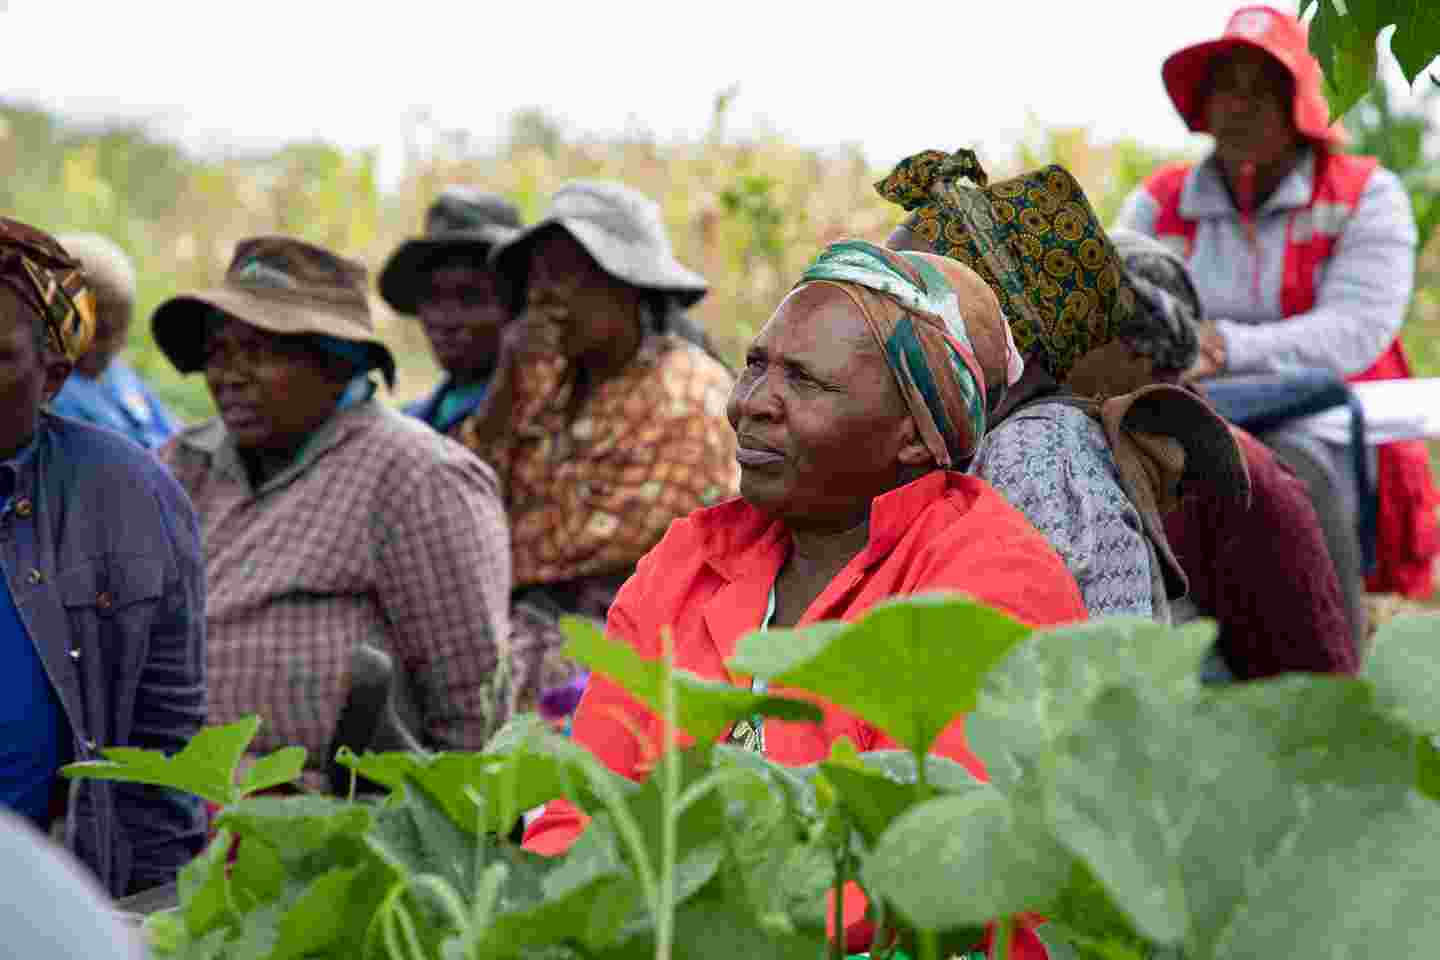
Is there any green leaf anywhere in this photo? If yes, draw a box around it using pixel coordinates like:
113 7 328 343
967 617 1212 790
237 747 306 798
1308 0 1380 119
477 874 641 959
728 594 1032 759
213 796 372 869
341 721 636 836
561 617 823 744
62 715 263 807
1389 0 1440 86
269 867 362 960
865 788 1070 931
228 837 286 912
818 745 981 846
176 830 234 939
1044 677 1428 954
1363 614 1440 732
367 777 485 894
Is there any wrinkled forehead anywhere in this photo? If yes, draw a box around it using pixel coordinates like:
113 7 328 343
758 283 881 362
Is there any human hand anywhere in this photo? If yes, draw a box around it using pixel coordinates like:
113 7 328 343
500 301 565 365
1184 321 1228 382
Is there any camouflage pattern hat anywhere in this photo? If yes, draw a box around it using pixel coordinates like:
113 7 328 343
152 235 396 386
378 186 524 316
0 217 96 362
877 149 1142 396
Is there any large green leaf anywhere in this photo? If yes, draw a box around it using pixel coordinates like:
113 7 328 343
728 594 1033 759
62 715 268 807
213 796 373 870
1363 614 1440 732
267 867 362 960
865 787 1070 931
561 617 823 744
818 741 983 846
1306 0 1440 120
1044 676 1430 955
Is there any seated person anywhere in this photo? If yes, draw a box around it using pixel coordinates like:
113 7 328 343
526 239 1087 958
378 187 523 436
1111 228 1357 679
1113 5 1437 602
463 181 738 720
881 151 1174 622
153 237 511 784
1 219 205 896
50 234 181 449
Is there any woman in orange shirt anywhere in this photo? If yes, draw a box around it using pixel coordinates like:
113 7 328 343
527 240 1087 957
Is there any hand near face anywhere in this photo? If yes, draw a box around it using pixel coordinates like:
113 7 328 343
1184 322 1228 382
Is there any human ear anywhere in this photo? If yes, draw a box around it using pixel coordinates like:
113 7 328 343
895 417 934 467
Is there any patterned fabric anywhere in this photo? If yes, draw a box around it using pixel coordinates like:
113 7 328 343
876 150 1139 389
974 402 1156 619
463 333 737 588
796 240 1015 469
1109 229 1202 376
160 400 512 766
0 218 96 362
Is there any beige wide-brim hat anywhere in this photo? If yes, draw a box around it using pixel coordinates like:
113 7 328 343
489 179 707 312
153 235 396 387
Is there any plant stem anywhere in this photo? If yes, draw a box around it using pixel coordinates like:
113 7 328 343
830 848 846 960
992 915 1014 960
655 626 680 960
919 928 940 960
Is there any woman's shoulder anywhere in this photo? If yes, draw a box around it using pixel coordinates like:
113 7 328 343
977 401 1115 481
648 335 735 401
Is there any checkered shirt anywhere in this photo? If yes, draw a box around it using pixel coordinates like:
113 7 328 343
160 400 511 765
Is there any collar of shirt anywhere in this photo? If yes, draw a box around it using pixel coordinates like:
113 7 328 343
179 377 379 496
1181 147 1316 221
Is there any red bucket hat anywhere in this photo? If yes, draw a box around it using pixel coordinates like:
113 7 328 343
1162 5 1347 146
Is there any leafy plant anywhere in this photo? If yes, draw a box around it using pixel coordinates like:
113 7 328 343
67 600 1440 960
1304 0 1440 119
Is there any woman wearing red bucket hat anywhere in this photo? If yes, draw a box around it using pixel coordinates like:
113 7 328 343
1116 4 1439 608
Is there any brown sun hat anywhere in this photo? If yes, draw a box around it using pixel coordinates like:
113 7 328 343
489 180 707 312
152 235 396 387
378 187 523 316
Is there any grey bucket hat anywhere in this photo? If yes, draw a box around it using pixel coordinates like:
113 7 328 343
489 180 707 312
378 187 523 316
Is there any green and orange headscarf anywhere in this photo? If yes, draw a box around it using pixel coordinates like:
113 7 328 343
795 239 1022 470
0 217 95 362
877 149 1144 395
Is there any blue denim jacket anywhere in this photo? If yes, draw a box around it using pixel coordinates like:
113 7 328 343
0 413 206 896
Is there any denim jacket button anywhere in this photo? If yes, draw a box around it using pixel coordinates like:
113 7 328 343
26 568 42 585
96 592 113 611
69 648 81 661
13 498 32 518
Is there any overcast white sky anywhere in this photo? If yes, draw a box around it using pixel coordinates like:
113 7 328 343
4 0 1437 186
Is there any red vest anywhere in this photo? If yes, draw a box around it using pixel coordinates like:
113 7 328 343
1142 153 1439 598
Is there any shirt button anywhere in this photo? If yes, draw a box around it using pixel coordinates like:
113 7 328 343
96 592 113 611
27 568 43 585
13 498 32 518
84 738 98 753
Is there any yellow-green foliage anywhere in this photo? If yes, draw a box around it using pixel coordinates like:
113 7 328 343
4 100 1436 426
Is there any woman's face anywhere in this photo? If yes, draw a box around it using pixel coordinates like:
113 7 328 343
728 284 926 533
0 284 69 458
524 227 642 362
202 317 348 454
1205 47 1302 181
416 261 507 381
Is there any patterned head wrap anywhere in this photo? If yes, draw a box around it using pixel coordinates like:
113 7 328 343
794 239 1022 469
0 218 96 362
876 149 1140 392
1109 229 1202 377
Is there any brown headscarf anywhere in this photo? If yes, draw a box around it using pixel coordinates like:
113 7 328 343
0 218 95 362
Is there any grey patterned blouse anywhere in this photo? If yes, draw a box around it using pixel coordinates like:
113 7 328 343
972 402 1159 621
